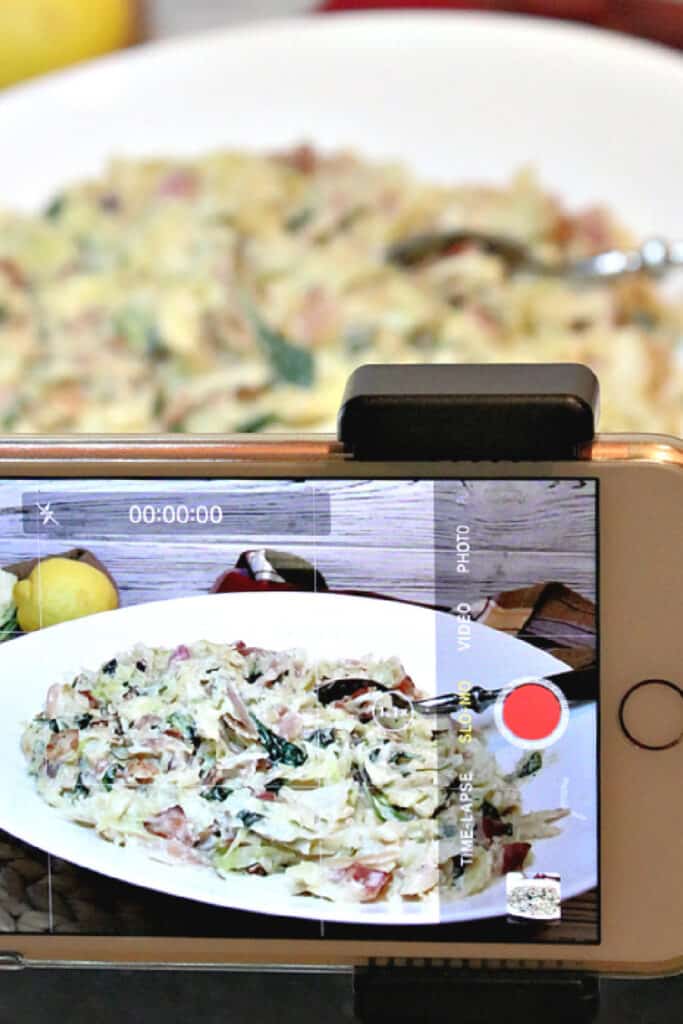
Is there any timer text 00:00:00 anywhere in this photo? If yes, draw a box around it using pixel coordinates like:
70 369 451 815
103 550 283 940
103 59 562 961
128 504 224 526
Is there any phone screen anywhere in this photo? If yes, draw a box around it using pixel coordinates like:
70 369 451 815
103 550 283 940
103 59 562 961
0 477 599 945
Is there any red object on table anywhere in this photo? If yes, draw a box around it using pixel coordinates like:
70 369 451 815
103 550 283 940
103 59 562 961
317 0 683 48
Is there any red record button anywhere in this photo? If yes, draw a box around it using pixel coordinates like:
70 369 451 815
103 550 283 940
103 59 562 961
503 683 562 740
495 678 569 750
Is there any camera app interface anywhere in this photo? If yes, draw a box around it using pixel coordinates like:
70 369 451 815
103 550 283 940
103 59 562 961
0 477 598 944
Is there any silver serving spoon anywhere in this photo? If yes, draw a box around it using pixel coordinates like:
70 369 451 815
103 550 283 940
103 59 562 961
317 666 597 716
386 231 683 281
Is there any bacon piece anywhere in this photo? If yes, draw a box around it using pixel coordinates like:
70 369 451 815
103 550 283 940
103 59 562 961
157 169 198 199
0 259 27 289
144 805 193 846
482 816 512 840
45 730 79 765
395 675 418 698
339 863 392 902
124 757 159 785
501 842 532 874
235 383 269 402
274 144 318 174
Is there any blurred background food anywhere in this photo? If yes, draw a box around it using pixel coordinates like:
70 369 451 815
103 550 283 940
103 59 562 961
0 2 681 437
1 151 681 435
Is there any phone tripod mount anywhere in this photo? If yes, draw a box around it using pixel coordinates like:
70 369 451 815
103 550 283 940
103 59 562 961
340 363 601 1023
338 363 598 460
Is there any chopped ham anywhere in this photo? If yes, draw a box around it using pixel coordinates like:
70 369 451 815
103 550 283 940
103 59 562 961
224 682 256 735
169 644 190 664
145 837 205 865
292 286 339 346
277 708 303 740
45 683 63 718
235 640 263 657
572 207 614 251
134 714 162 730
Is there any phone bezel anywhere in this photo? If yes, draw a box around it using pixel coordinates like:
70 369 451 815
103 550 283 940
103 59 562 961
0 434 679 976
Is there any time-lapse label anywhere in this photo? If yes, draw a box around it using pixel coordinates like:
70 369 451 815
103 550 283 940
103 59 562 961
21 489 330 537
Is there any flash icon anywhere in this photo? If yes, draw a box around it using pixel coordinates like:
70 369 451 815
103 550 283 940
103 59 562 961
36 502 59 528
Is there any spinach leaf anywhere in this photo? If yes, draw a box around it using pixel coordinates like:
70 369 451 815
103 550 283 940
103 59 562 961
44 194 66 220
445 776 461 796
247 308 314 388
451 855 466 881
112 308 169 360
0 607 17 642
359 766 413 822
101 766 119 792
284 207 314 232
253 716 307 767
368 789 413 823
516 751 543 779
316 678 387 706
481 799 500 820
234 413 278 434
633 310 657 330
237 810 264 829
201 784 232 803
73 773 90 799
388 751 412 766
167 712 200 749
343 324 375 355
305 728 336 749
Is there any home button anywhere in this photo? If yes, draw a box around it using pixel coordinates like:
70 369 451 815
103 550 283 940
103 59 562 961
618 680 683 750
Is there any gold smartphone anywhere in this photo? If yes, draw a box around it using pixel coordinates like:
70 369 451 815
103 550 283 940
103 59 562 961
0 432 679 975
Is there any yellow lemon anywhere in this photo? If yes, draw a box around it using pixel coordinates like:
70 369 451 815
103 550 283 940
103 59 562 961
0 0 138 89
14 557 118 631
